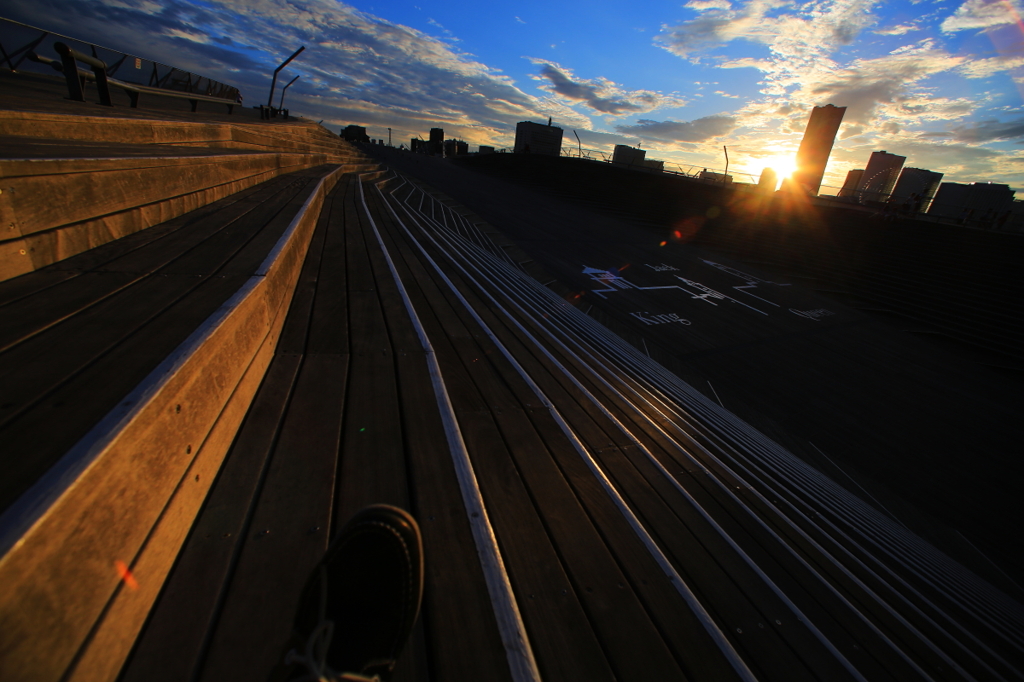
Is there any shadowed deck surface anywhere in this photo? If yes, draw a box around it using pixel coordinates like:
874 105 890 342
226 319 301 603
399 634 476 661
365 147 1024 595
1 81 1023 679
128 169 1024 681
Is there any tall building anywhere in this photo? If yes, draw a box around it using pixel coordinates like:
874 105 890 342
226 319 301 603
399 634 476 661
929 182 1016 220
514 120 563 156
428 127 444 155
857 151 905 203
443 139 469 156
891 168 943 212
838 169 864 199
792 104 846 195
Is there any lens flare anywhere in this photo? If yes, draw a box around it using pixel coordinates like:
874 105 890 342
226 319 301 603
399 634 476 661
115 560 138 590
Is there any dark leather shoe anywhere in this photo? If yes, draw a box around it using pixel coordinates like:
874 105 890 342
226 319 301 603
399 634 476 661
285 504 423 682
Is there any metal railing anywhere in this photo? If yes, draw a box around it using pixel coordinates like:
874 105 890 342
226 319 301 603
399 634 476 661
559 145 758 184
0 16 239 102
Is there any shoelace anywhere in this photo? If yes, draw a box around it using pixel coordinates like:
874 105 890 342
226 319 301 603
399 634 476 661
285 565 342 681
284 619 338 682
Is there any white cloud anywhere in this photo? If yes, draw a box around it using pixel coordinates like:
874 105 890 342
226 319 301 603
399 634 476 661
5 0 593 146
943 117 1024 142
685 0 733 9
940 0 1024 32
657 0 878 60
656 1 991 143
802 41 969 124
529 59 685 115
615 115 738 142
958 55 1024 78
873 22 921 35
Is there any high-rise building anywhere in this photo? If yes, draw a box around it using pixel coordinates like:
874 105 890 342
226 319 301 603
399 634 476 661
857 151 905 203
891 168 943 212
514 120 563 156
429 127 444 155
792 104 846 195
478 145 495 154
838 169 864 199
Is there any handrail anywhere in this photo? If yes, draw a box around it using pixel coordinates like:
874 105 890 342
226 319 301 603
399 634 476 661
0 16 240 101
54 41 111 105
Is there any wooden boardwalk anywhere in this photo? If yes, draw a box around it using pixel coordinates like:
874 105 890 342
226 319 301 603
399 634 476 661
1 98 1022 679
362 148 1024 590
123 172 1024 680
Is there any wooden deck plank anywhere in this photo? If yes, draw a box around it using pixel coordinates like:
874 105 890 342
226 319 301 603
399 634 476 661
0 173 310 420
375 193 750 681
117 181 348 682
350 179 431 682
362 187 516 681
0 175 303 352
332 179 409 529
392 345 515 681
0 173 322 511
532 328 928 681
376 184 888 675
369 187 703 679
302 178 352 356
275 179 342 354
197 353 348 682
368 189 628 681
447 273 840 682
119 353 303 682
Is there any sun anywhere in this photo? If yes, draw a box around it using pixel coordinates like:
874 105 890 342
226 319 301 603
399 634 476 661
761 154 799 181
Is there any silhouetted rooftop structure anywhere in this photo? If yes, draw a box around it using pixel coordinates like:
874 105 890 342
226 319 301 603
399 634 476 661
341 124 370 143
613 144 646 166
514 119 563 156
757 167 777 193
929 181 1016 220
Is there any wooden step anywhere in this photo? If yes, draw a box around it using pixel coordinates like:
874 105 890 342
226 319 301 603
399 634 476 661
0 163 349 682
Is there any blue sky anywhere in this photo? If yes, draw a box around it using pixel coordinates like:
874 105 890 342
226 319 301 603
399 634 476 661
5 0 1023 191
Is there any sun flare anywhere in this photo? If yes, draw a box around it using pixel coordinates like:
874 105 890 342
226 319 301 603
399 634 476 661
761 155 799 181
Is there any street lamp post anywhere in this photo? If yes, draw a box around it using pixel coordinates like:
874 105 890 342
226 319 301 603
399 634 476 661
267 46 305 109
279 75 299 110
